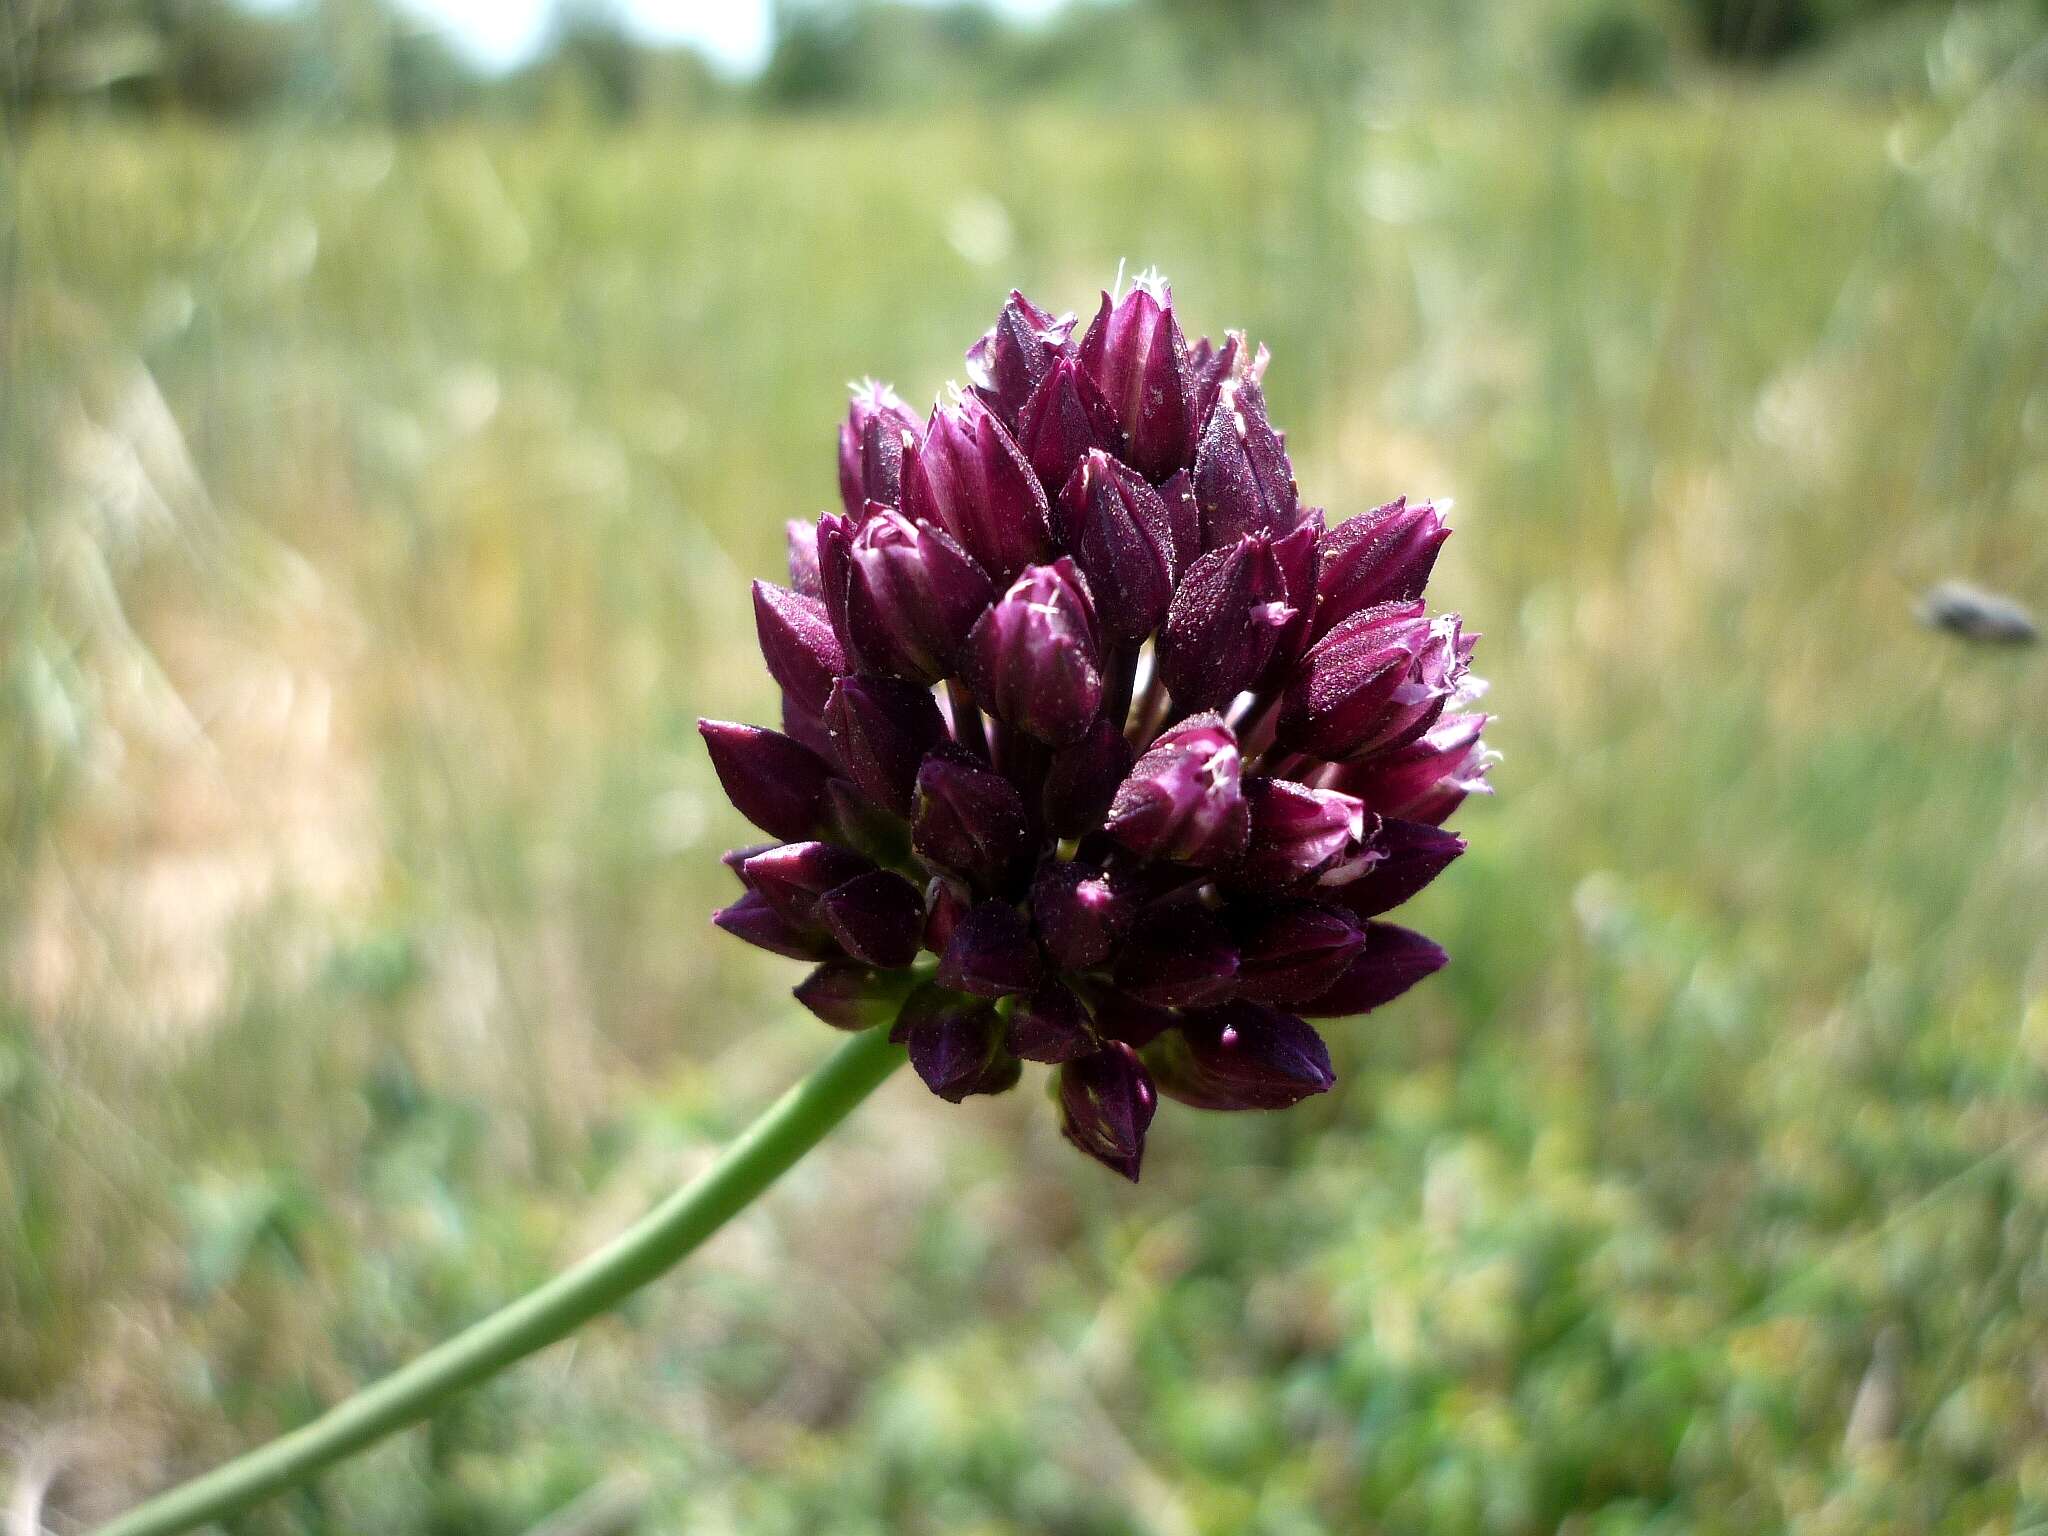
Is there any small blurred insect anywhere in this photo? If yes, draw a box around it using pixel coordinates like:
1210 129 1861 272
1917 580 2039 646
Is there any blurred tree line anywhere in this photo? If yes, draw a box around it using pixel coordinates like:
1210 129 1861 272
2 0 2040 121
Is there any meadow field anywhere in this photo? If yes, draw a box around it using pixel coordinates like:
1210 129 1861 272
5 80 2048 1533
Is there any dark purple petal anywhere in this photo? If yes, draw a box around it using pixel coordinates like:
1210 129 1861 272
841 510 995 684
959 558 1104 745
1325 713 1495 824
1030 858 1132 971
1114 903 1239 1008
1232 776 1372 893
1105 713 1250 867
903 393 1056 583
895 983 1019 1102
753 580 848 718
1230 901 1368 1006
911 750 1033 891
1149 1002 1334 1110
1015 355 1120 493
1055 451 1179 640
1042 714 1136 838
1294 922 1448 1018
816 869 926 968
936 900 1043 998
965 289 1076 431
837 380 921 517
739 841 874 928
1325 818 1465 918
794 960 916 1031
1076 276 1197 480
1157 469 1202 574
712 889 839 961
822 676 946 817
698 720 835 843
1059 1042 1157 1181
1191 377 1301 551
1312 498 1451 640
1006 982 1100 1064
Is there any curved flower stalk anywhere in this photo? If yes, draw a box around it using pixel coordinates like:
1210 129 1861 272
708 273 1494 1181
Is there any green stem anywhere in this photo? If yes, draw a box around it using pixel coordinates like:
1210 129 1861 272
95 1026 906 1536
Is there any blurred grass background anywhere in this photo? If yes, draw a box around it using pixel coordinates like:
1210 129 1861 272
5 0 2048 1531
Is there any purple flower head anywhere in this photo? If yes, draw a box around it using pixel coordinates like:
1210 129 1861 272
704 277 1489 1179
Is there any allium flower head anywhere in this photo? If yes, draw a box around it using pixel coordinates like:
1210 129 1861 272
705 276 1493 1180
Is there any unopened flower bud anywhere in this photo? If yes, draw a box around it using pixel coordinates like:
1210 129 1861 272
1149 1002 1334 1109
1056 450 1179 640
960 558 1104 745
1058 1041 1157 1181
1312 497 1450 639
1106 713 1249 866
698 720 836 843
1076 274 1197 480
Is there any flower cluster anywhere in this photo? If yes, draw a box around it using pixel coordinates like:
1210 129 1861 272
703 276 1492 1179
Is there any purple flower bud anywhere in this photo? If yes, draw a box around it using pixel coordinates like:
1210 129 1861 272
1030 858 1132 971
902 394 1056 583
959 558 1104 745
1015 354 1120 492
787 518 823 597
1192 377 1302 551
1042 714 1136 838
841 510 995 684
1106 713 1250 867
794 960 917 1031
1006 982 1100 1063
1076 275 1197 480
1059 1042 1157 1181
911 750 1033 891
711 889 839 961
1312 498 1451 640
893 983 1019 1102
1294 922 1447 1019
816 869 926 968
1233 776 1372 893
698 720 835 843
1158 529 1301 710
739 841 874 929
1278 601 1470 762
1055 451 1180 640
722 841 775 886
1187 330 1268 435
937 899 1044 998
1149 1002 1334 1110
965 289 1076 431
837 380 921 517
753 580 848 718
1230 901 1368 1005
1326 818 1465 918
1114 903 1239 1008
1326 713 1495 825
822 676 946 817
